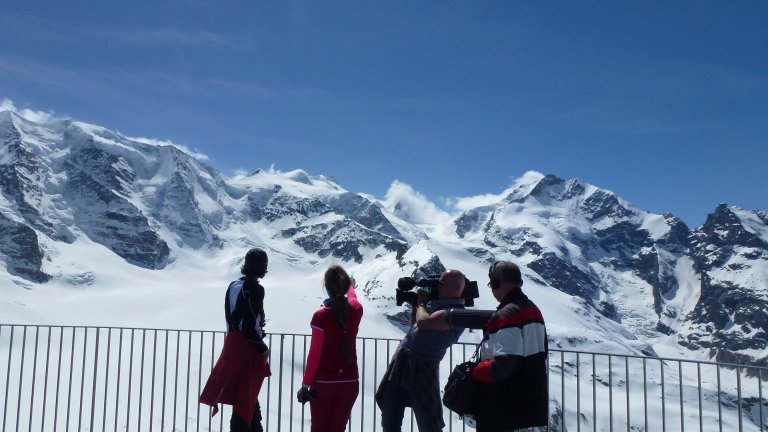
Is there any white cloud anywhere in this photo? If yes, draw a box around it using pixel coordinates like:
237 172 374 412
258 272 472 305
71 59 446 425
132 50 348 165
446 193 510 212
0 98 66 123
446 171 545 212
383 181 452 225
129 136 209 161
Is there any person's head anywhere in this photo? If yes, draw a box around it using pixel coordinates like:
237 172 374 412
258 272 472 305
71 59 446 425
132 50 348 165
487 261 523 302
324 265 351 298
437 270 465 300
241 248 268 280
324 265 354 358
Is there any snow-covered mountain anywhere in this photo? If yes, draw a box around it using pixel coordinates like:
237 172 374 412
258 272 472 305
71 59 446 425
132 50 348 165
1 109 767 371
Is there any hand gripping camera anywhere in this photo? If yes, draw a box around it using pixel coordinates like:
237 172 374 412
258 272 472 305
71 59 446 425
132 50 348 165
395 276 479 307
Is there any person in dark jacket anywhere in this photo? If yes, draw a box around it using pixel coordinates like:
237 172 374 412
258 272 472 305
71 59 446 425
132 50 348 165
469 261 548 431
375 270 467 432
200 248 271 432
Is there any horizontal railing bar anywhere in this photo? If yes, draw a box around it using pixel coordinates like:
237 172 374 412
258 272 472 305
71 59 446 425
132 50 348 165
554 347 768 372
3 323 766 372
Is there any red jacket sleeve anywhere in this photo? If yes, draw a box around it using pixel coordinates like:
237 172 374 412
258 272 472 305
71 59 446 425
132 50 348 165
472 359 496 382
347 284 358 301
303 326 325 386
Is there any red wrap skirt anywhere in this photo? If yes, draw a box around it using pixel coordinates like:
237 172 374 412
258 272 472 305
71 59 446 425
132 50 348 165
199 331 271 421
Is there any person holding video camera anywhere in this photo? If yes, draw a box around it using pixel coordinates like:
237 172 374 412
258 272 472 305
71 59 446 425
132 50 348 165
296 265 363 432
375 270 467 432
200 247 271 432
468 261 548 431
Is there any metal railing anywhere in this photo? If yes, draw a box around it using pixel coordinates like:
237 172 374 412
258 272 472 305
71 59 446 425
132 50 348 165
1 324 766 431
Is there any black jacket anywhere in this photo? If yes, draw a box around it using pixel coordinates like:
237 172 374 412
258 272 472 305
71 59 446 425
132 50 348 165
225 277 268 354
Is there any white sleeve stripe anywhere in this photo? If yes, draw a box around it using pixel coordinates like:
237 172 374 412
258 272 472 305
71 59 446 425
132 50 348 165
228 282 243 317
484 322 546 358
310 325 325 332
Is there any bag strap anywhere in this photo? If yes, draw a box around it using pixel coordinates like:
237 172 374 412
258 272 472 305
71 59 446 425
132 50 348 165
469 343 481 362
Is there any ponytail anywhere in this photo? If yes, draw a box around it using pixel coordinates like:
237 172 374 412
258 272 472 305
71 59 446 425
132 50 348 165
324 265 352 359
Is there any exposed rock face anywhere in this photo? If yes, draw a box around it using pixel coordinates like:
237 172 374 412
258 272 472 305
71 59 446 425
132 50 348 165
282 219 407 263
0 118 73 242
243 182 408 261
151 149 224 249
63 144 170 269
683 205 768 366
0 212 50 282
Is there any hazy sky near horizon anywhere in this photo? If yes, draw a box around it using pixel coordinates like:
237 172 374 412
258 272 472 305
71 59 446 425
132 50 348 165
1 1 766 227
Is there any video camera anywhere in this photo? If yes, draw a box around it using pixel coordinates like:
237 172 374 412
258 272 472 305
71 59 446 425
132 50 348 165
395 276 479 307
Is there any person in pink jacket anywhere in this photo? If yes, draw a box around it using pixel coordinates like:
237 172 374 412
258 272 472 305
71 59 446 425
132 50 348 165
296 265 364 432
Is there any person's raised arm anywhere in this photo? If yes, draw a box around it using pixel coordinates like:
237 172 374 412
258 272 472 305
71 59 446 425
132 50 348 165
414 291 450 331
346 283 358 301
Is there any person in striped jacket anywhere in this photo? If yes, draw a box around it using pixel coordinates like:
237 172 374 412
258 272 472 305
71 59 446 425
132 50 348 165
200 247 271 432
469 261 548 431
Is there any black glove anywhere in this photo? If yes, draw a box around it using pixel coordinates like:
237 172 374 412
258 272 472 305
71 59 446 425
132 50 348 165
296 386 315 404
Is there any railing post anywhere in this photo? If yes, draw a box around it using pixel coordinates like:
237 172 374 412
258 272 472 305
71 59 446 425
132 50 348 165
737 366 743 432
278 334 285 432
361 338 366 432
678 361 684 432
625 356 630 432
642 357 647 432
103 328 113 432
374 339 379 432
77 328 88 431
66 327 76 431
116 328 125 432
660 359 665 432
759 368 764 432
576 352 580 432
197 331 203 432
697 361 702 432
608 354 613 432
28 326 40 432
172 329 180 432
15 325 27 432
149 329 157 432
42 327 52 430
89 327 100 432
717 364 722 432
560 351 564 432
593 353 597 432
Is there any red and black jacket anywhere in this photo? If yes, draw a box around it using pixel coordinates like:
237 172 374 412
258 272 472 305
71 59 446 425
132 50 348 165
471 289 548 431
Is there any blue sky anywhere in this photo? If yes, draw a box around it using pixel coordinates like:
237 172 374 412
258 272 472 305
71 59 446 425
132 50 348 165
1 1 766 227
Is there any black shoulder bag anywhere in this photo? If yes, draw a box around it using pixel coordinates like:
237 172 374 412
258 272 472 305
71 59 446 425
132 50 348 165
442 345 480 416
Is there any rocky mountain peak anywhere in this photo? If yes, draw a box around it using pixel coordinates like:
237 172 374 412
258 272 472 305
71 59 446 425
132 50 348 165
696 204 768 250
